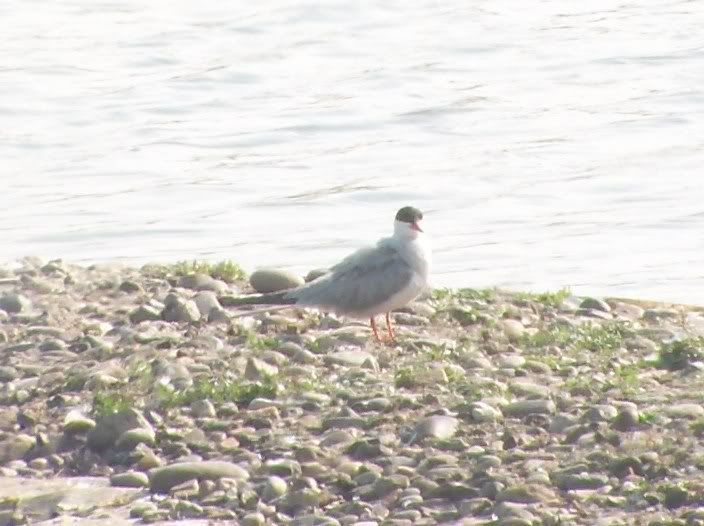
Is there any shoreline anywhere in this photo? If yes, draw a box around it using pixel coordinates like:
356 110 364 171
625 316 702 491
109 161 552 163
1 258 703 525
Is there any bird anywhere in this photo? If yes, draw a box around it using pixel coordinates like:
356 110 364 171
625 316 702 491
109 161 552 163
229 206 431 343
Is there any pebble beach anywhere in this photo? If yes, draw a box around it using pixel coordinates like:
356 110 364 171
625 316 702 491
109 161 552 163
1 258 704 526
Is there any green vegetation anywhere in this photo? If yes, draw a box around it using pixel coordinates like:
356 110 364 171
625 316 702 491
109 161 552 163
142 259 247 283
513 287 571 308
432 287 496 303
245 332 281 351
92 390 135 418
657 337 704 370
158 376 278 408
523 322 630 353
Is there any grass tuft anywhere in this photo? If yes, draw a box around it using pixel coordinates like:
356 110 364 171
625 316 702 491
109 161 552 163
142 259 247 283
158 376 278 408
513 288 571 308
657 337 704 370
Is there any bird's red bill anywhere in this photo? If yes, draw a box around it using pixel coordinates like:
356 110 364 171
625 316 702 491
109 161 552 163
411 222 423 232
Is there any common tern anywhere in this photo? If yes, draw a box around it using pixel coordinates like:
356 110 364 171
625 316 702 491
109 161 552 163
230 206 431 342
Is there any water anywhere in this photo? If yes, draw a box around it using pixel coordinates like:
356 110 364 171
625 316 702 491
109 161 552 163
2 0 704 303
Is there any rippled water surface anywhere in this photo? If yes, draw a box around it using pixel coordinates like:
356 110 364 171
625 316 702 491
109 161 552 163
3 0 704 302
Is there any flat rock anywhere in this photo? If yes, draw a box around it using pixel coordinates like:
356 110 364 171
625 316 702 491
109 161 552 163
162 294 201 322
503 399 556 417
304 268 329 282
88 408 155 451
0 293 32 314
193 290 222 318
149 460 250 493
249 269 304 293
324 350 379 370
410 415 459 443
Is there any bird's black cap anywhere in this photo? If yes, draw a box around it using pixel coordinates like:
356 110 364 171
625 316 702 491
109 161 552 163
395 206 423 223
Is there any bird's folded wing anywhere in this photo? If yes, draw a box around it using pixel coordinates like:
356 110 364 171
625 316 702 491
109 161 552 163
292 243 414 315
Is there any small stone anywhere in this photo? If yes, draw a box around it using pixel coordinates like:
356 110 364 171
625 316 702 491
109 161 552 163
581 404 618 423
509 381 551 399
244 357 279 380
499 354 526 369
552 472 609 490
0 434 36 462
262 476 288 501
666 403 704 419
111 471 150 487
468 402 502 423
193 291 222 318
149 460 250 493
503 399 556 417
410 415 459 443
497 483 558 504
249 268 304 293
63 410 96 434
579 297 611 312
0 293 32 313
241 512 266 526
129 304 162 324
325 350 379 370
119 280 143 293
0 366 18 382
501 320 526 341
305 268 329 282
88 408 155 451
116 428 156 450
613 406 640 431
162 294 201 323
191 399 216 418
179 273 227 292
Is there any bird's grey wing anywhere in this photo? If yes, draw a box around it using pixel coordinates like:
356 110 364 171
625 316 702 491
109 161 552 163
290 243 413 315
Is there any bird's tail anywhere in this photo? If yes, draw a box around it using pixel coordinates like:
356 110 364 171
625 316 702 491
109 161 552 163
220 291 297 307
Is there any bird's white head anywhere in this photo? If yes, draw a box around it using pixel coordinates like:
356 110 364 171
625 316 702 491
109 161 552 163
393 206 424 241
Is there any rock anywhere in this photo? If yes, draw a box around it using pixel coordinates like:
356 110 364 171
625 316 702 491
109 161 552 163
193 291 222 318
501 320 526 341
262 475 288 501
0 366 18 382
191 399 216 418
179 273 228 293
508 381 551 399
242 512 267 526
88 408 155 451
579 297 611 312
63 410 96 434
665 403 704 419
129 304 162 324
115 428 156 450
111 471 150 487
613 405 640 431
498 354 526 369
410 415 459 443
0 293 31 314
502 400 556 417
0 434 36 462
552 472 609 490
244 357 279 380
325 350 379 370
305 268 329 282
497 483 558 504
581 404 618 423
149 461 249 493
249 269 304 293
467 402 502 423
162 294 201 323
119 280 143 293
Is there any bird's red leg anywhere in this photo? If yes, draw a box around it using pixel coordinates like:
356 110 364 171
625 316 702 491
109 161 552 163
370 317 382 342
385 312 396 342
